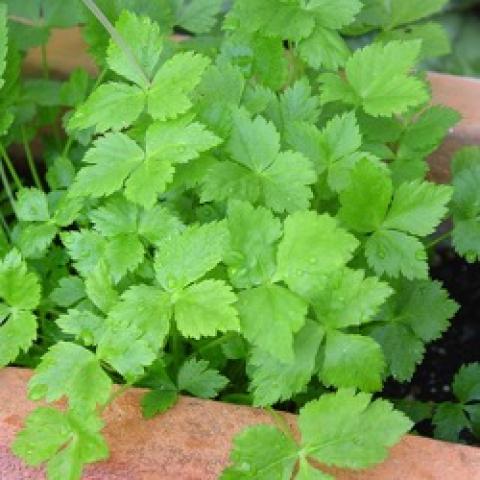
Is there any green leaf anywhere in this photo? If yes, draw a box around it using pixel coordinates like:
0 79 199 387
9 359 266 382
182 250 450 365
89 195 139 237
433 402 470 442
312 268 393 329
85 262 119 314
12 407 108 477
174 279 239 339
70 132 144 199
0 3 7 88
225 201 282 288
276 211 359 298
298 389 412 469
453 363 480 404
107 11 163 87
16 223 58 259
61 230 106 277
148 51 210 121
0 249 41 310
177 358 228 398
385 0 449 29
56 310 105 346
339 158 392 233
0 310 37 367
451 147 480 262
320 331 385 392
369 323 425 382
365 229 428 279
141 389 178 419
249 320 324 406
305 0 363 29
16 188 50 222
104 233 145 282
237 284 307 363
221 425 298 480
382 181 452 236
50 276 85 308
297 459 333 480
155 221 229 290
60 68 90 107
173 0 223 33
109 285 171 350
320 41 428 116
138 205 184 246
68 82 145 133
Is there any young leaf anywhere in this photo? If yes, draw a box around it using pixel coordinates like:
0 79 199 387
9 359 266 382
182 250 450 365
173 0 223 34
177 358 228 398
433 402 470 442
16 188 50 222
452 363 480 404
141 389 178 419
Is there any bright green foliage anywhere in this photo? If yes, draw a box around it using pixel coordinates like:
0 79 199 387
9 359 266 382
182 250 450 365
451 147 480 262
370 279 458 381
224 389 412 478
0 2 471 479
12 407 108 480
0 250 40 367
339 159 452 278
319 41 428 116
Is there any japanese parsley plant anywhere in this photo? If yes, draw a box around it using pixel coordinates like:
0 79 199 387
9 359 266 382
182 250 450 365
0 0 478 479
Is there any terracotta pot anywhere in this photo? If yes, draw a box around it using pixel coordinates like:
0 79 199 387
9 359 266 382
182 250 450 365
1 367 480 479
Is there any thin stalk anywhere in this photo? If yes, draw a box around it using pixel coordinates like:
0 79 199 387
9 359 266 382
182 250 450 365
0 143 22 190
0 210 11 239
80 0 150 86
21 126 43 190
426 229 453 250
266 407 297 443
41 43 49 79
99 383 131 415
169 325 184 376
0 155 17 219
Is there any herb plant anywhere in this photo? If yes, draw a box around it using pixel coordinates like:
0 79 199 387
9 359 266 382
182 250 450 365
0 1 479 479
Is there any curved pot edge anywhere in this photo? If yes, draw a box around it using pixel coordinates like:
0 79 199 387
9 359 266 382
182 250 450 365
1 367 480 480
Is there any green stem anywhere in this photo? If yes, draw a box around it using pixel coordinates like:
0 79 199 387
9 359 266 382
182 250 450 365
41 43 49 79
426 229 453 250
21 127 43 190
99 383 131 415
170 325 184 375
0 210 11 239
0 143 22 190
0 153 17 219
266 407 297 443
80 0 150 86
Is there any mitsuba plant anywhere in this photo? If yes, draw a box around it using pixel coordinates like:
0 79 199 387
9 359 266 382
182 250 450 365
0 0 478 479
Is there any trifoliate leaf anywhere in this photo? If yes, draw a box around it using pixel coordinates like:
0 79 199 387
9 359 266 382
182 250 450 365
452 363 480 404
225 201 282 288
148 52 210 121
177 358 228 398
16 188 50 222
433 402 470 442
28 342 112 410
68 82 145 133
70 132 144 199
312 268 393 329
174 279 239 339
320 331 385 392
155 221 229 290
382 181 452 236
276 211 359 298
141 389 178 419
237 284 307 363
12 408 108 478
249 320 324 406
109 284 171 350
107 11 163 87
319 41 428 116
221 425 298 480
104 233 145 282
298 389 412 469
50 276 85 308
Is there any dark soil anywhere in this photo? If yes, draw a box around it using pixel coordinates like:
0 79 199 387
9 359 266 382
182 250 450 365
384 247 480 404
